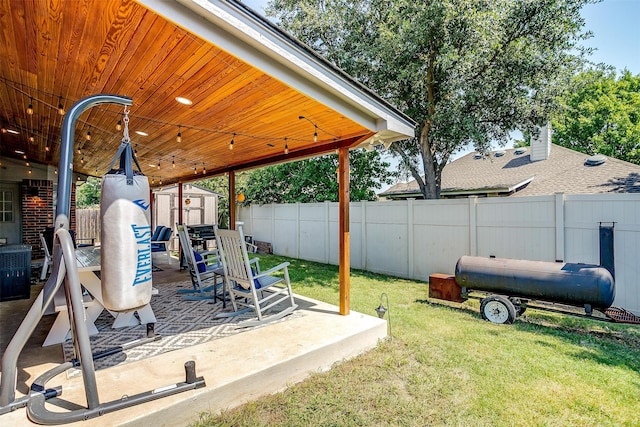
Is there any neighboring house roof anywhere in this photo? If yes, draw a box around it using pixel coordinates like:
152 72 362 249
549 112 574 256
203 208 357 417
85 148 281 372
380 144 640 199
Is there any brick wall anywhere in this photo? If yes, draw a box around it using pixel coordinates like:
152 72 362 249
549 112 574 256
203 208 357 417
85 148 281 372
20 179 54 259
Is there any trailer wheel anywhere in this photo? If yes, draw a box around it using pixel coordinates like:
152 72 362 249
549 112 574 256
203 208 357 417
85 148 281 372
480 295 516 324
508 297 527 317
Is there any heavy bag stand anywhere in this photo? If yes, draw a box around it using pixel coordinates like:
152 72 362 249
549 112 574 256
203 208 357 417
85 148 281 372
0 95 205 424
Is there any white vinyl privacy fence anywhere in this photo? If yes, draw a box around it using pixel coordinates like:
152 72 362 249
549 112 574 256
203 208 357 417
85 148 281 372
238 193 640 315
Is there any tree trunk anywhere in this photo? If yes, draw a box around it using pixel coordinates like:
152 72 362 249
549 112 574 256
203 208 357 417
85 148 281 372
419 126 439 199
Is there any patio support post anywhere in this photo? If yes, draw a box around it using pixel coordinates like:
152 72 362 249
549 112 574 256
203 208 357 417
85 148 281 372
229 171 236 230
338 147 350 315
178 183 184 225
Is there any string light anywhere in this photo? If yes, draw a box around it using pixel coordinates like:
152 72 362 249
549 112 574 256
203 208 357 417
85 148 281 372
203 163 206 174
194 164 197 174
1 79 359 181
151 176 155 184
4 79 343 169
29 135 34 143
80 155 85 164
157 159 160 170
299 116 329 143
159 177 163 185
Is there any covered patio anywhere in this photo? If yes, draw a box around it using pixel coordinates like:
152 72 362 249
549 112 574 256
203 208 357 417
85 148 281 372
0 0 413 424
0 255 387 426
0 0 414 315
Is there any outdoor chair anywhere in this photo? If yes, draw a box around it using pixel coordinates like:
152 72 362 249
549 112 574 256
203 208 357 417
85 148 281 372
39 233 53 281
215 225 297 326
176 223 224 302
151 225 173 262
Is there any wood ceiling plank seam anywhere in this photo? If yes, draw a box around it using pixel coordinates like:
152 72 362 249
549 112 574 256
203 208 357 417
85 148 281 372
85 0 139 94
126 23 187 97
93 5 154 97
60 0 92 117
51 0 84 106
123 38 213 123
125 22 189 101
88 7 154 103
74 1 131 100
0 83 13 124
20 0 38 76
41 0 66 162
166 42 218 83
155 56 254 116
185 72 274 120
78 3 137 99
36 64 59 159
0 0 21 111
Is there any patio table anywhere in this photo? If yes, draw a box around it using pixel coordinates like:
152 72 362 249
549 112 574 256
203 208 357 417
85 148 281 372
43 246 156 346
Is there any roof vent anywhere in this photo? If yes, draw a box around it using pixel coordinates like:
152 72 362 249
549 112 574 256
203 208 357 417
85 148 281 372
494 150 506 157
514 147 527 155
585 154 606 166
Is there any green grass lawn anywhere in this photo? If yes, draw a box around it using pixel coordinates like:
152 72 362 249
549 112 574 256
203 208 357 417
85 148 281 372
193 255 640 427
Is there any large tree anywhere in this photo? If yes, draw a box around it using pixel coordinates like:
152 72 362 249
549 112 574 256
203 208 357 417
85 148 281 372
268 0 594 198
76 176 102 208
552 70 640 165
242 150 395 204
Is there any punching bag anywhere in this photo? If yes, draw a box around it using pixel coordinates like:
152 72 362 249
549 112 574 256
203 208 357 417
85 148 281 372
100 139 152 311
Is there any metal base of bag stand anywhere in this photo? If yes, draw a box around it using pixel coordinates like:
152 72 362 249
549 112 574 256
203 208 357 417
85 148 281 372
26 360 205 425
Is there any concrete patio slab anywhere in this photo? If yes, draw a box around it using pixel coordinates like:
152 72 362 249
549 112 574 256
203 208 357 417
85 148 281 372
1 273 387 426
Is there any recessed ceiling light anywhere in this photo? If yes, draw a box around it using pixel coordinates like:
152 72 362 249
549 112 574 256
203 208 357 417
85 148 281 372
135 131 148 136
15 149 25 154
175 97 193 105
7 129 19 135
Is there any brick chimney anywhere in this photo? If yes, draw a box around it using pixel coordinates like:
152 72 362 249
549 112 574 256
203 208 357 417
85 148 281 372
530 123 552 162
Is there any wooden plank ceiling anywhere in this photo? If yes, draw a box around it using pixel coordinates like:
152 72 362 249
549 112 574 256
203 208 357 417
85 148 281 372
0 0 373 186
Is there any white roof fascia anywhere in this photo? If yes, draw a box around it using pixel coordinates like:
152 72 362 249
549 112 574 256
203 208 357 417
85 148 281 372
138 0 415 142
